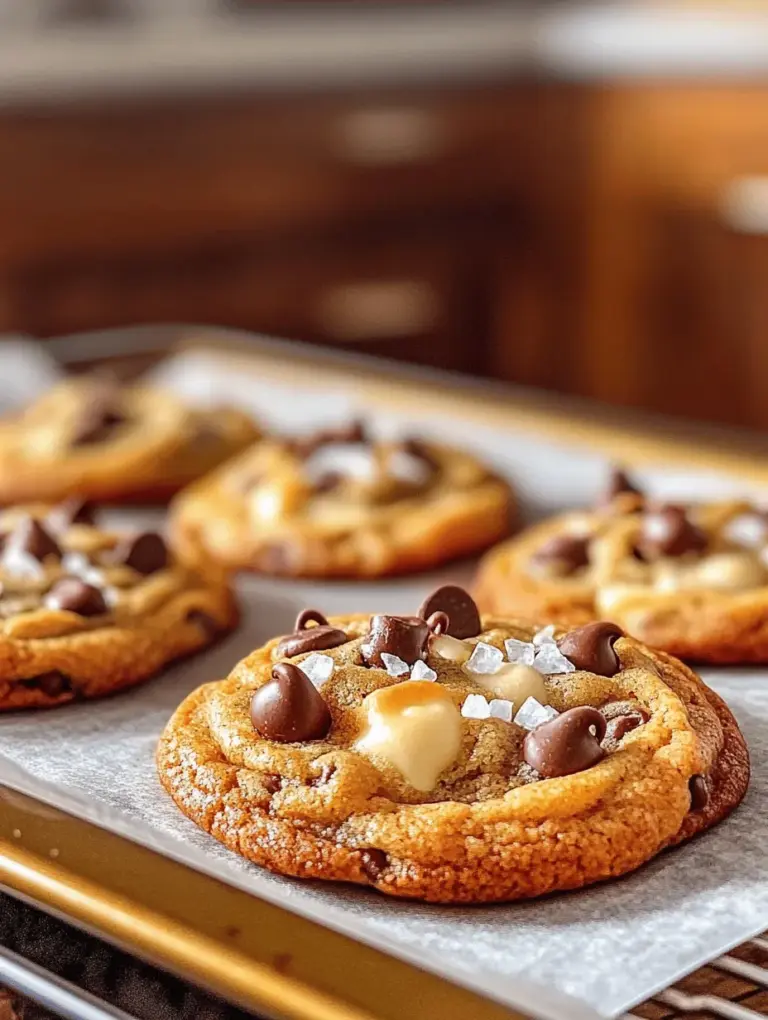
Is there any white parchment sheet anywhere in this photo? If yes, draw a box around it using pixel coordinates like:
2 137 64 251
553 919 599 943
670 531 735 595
0 349 766 1020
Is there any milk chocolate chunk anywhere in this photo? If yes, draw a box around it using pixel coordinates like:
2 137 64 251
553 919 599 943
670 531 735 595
400 437 439 473
604 712 647 745
70 388 126 446
20 671 73 697
639 505 707 559
601 467 643 505
47 578 108 617
523 706 607 778
361 615 430 669
250 662 332 743
46 497 97 532
558 622 623 677
275 609 348 658
113 532 169 575
7 517 60 562
532 534 590 575
689 774 710 811
292 419 368 458
417 585 481 639
360 848 388 881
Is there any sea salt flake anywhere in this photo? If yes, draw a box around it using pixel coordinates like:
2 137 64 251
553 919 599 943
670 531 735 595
61 551 91 576
410 659 436 682
504 638 536 666
380 652 410 677
2 546 44 580
724 513 768 549
465 642 504 675
532 624 557 647
514 697 559 731
305 444 376 484
103 586 120 609
300 653 335 688
489 699 514 723
461 694 491 719
533 645 575 675
387 449 431 485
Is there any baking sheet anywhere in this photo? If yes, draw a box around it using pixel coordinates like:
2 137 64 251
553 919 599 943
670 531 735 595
0 349 767 1020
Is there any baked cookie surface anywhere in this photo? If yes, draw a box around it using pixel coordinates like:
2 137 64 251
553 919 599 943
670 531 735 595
157 586 748 903
0 503 237 710
0 376 259 504
475 469 768 663
170 422 513 578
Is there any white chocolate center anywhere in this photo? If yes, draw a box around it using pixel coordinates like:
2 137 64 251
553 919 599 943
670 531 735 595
473 662 549 706
355 681 462 791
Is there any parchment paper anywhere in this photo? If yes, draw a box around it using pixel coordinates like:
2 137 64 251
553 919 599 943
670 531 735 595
0 348 766 1020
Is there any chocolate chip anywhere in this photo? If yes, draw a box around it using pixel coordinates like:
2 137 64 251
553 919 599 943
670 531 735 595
263 774 282 794
401 438 439 473
313 471 343 494
291 419 368 459
6 517 61 562
250 662 332 743
112 532 169 575
689 774 710 811
417 585 481 639
638 505 707 559
361 615 430 669
70 392 126 446
46 497 97 532
20 671 72 698
523 706 607 778
425 611 450 636
186 610 220 639
558 622 623 676
46 578 108 617
602 709 649 746
275 609 348 658
532 534 590 575
600 467 643 506
360 848 388 881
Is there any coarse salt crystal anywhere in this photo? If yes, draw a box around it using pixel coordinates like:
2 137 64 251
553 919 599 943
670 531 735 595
305 444 376 484
387 449 431 486
465 642 504 675
489 699 514 722
410 659 437 682
532 624 557 646
724 513 768 549
61 551 90 576
461 694 491 719
504 638 536 666
2 546 44 580
380 652 410 677
300 653 335 688
514 697 559 731
533 645 575 675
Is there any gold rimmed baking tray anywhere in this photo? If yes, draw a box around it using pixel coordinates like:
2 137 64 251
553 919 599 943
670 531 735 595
2 324 767 1020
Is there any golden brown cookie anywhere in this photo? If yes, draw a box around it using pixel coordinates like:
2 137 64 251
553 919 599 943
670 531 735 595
170 423 513 578
0 503 238 710
475 469 768 663
0 376 259 505
157 586 748 903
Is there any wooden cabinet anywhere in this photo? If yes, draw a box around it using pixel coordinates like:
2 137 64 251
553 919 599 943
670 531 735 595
0 83 549 377
571 85 768 429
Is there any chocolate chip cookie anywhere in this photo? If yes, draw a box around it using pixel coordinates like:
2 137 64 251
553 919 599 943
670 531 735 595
169 422 513 578
157 585 748 903
0 375 260 505
0 504 238 710
476 468 768 663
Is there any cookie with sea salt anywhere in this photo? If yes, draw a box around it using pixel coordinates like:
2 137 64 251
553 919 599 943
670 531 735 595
0 504 237 710
475 467 768 663
0 375 259 505
169 422 513 578
157 586 748 903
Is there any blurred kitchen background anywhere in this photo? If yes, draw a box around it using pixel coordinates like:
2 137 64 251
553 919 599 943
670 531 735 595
2 2 768 428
